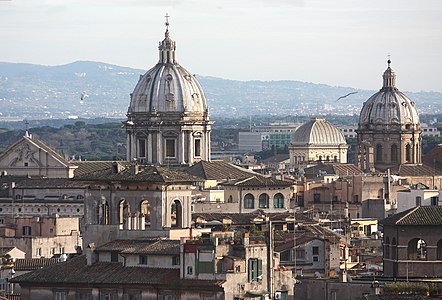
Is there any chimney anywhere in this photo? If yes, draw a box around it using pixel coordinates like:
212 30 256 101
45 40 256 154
243 232 249 246
86 243 97 266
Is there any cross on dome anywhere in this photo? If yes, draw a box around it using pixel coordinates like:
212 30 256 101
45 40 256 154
165 13 170 30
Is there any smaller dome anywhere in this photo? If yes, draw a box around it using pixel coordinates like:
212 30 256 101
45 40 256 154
292 117 346 146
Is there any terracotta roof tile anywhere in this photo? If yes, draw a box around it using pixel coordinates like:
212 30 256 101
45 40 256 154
14 258 61 271
96 239 180 255
381 206 442 226
13 256 224 289
187 160 256 181
74 164 201 183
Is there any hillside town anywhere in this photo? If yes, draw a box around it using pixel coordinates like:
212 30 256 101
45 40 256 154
1 19 442 300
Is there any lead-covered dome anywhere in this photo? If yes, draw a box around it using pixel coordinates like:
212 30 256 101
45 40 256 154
359 60 419 128
292 117 346 146
127 29 208 115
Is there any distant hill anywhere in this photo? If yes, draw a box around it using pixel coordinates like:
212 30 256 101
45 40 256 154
1 61 441 119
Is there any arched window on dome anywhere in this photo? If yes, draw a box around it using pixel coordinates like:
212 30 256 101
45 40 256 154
406 144 411 162
391 144 398 163
376 144 383 163
326 156 330 161
318 155 322 162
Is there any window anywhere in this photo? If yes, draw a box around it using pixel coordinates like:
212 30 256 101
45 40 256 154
138 139 146 158
55 291 67 300
297 195 304 207
406 144 411 162
376 144 383 163
312 246 319 255
312 246 319 262
51 248 56 255
60 247 65 254
187 266 193 275
24 162 28 167
296 250 305 260
258 193 269 208
194 138 201 157
15 194 21 200
172 255 180 265
248 258 262 282
416 196 422 206
139 255 148 265
244 194 254 209
166 139 176 158
313 193 321 203
110 251 119 262
273 193 284 208
22 226 32 236
391 144 398 162
36 248 42 256
431 196 439 206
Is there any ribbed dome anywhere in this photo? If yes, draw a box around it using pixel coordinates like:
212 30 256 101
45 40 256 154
127 29 208 115
292 117 346 146
359 60 419 128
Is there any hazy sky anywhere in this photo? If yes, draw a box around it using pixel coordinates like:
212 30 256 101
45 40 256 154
1 0 441 92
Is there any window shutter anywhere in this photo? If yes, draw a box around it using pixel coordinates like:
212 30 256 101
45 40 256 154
257 259 263 282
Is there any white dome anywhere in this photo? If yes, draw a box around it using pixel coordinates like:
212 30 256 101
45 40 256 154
359 60 419 128
292 117 346 146
128 29 208 115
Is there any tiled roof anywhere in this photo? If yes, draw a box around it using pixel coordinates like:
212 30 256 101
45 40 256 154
260 154 290 164
15 178 88 189
14 258 61 271
223 176 292 187
193 210 315 225
396 163 442 177
187 160 256 181
72 161 128 177
96 239 180 255
13 256 224 289
381 206 442 226
303 163 361 178
423 144 442 172
0 247 15 255
73 163 201 183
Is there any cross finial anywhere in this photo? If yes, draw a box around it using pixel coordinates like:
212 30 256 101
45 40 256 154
165 13 170 29
387 53 391 67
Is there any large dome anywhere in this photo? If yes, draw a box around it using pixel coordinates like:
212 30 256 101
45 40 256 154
359 60 419 128
292 117 346 146
127 29 208 115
